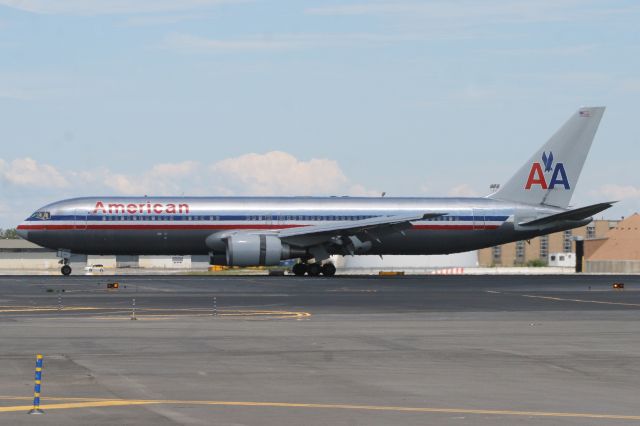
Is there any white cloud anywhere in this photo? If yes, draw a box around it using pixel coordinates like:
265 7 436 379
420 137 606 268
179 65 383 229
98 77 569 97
0 158 69 188
84 151 376 196
103 161 201 195
0 0 243 15
447 184 480 197
149 161 200 177
211 151 359 195
0 153 374 201
592 184 640 200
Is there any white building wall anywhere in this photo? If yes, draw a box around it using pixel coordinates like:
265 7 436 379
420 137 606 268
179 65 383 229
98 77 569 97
0 257 59 270
87 256 117 268
138 255 192 269
334 251 478 274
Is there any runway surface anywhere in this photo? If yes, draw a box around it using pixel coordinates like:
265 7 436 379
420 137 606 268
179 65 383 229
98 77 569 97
0 274 639 425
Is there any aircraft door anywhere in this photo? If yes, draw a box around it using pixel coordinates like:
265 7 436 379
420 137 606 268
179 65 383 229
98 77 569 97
472 209 485 230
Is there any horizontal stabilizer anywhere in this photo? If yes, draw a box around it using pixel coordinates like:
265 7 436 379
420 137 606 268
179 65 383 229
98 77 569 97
519 202 615 227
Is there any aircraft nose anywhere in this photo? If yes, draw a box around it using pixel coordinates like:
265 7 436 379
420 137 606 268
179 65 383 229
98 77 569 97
16 225 29 240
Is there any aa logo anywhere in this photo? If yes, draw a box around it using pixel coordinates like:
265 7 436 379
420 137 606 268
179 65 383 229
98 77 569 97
525 151 570 190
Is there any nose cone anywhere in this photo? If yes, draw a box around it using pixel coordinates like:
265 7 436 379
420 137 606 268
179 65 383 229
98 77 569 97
16 224 29 240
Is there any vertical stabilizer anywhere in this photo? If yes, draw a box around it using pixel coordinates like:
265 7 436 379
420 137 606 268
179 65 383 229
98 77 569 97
490 107 605 208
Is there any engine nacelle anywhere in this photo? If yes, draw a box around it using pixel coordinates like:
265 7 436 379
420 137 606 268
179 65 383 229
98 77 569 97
225 234 302 266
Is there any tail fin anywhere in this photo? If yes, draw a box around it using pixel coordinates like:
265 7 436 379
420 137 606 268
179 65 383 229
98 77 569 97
490 106 605 208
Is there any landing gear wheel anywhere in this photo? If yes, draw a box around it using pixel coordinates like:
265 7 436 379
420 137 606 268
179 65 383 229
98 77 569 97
321 263 336 277
292 263 307 276
61 265 72 276
307 263 321 277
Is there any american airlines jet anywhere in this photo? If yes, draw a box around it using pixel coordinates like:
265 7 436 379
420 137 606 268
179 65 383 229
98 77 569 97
17 107 612 276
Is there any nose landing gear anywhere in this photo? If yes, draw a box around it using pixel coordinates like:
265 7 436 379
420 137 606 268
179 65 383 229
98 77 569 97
61 264 72 276
57 250 72 276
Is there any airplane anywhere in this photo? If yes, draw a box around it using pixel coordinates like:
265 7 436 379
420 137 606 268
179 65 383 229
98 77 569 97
17 107 613 276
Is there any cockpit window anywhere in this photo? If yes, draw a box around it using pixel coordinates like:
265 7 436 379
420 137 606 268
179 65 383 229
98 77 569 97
31 211 51 220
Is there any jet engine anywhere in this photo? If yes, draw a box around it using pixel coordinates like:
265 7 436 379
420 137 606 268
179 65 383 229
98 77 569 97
224 234 305 266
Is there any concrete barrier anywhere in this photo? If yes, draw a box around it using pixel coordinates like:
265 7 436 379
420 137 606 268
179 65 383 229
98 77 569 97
586 260 640 273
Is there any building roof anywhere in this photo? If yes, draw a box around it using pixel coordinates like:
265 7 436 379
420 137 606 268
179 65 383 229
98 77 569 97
0 238 47 249
587 213 640 261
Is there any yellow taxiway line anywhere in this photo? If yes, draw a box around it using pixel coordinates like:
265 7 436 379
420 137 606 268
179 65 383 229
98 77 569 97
0 306 310 319
0 306 103 313
0 396 638 420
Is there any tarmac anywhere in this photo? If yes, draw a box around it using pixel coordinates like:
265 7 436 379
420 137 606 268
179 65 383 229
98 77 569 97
0 274 639 425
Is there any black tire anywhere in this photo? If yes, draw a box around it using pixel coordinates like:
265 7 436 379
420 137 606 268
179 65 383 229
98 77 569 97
292 263 307 276
321 263 336 277
307 263 321 276
61 265 72 276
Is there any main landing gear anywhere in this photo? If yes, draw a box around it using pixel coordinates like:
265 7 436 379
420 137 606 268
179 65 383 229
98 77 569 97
292 262 336 277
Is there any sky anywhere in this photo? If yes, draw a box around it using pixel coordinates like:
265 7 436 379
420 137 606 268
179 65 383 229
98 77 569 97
0 0 639 227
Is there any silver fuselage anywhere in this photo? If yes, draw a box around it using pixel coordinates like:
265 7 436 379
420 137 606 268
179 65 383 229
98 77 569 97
17 196 588 256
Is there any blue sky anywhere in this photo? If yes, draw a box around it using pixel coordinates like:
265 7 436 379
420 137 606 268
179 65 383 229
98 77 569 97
1 0 639 227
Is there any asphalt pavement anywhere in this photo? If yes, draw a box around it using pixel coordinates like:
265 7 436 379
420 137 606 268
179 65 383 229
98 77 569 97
0 274 638 425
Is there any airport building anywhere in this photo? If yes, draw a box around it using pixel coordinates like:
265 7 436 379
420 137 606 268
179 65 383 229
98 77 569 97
0 238 59 270
585 214 640 273
0 239 210 272
477 219 618 267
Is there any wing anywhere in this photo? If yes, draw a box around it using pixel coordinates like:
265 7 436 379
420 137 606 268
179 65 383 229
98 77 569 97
278 212 445 248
